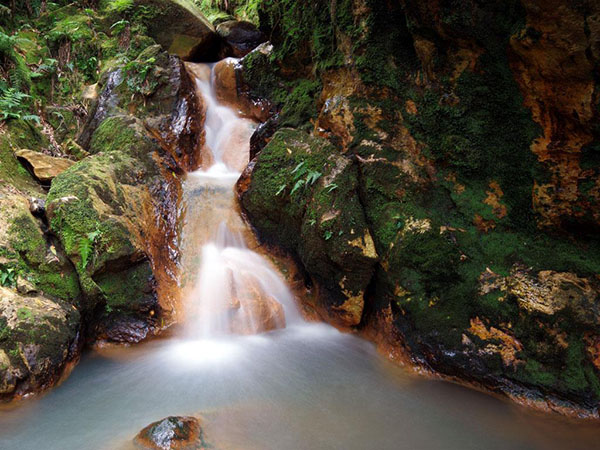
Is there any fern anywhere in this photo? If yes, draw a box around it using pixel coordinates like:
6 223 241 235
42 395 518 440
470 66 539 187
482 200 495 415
0 88 32 121
79 229 101 269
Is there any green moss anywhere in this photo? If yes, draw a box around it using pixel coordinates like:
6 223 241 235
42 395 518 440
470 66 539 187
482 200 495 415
279 79 321 129
8 212 80 300
89 115 139 154
95 262 153 309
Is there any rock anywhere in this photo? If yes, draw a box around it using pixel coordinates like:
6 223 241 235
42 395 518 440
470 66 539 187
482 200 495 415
134 0 218 61
212 57 272 122
228 281 286 335
0 286 81 399
249 113 279 160
212 57 238 107
28 197 46 220
238 129 378 326
15 150 75 184
506 269 600 326
134 416 212 450
48 47 204 335
509 0 600 231
216 20 267 58
235 42 278 122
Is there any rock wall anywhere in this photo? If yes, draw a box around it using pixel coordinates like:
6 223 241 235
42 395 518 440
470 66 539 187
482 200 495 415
237 0 600 416
0 0 207 400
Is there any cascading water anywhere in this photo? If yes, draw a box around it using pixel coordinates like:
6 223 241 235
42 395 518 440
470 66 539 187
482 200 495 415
2 61 600 450
182 62 301 338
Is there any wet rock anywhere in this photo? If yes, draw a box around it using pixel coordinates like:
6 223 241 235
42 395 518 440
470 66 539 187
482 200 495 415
235 42 278 122
216 20 267 58
15 150 75 185
49 47 204 330
0 287 81 400
134 0 218 61
227 281 286 335
238 128 378 326
134 416 212 450
249 114 279 160
212 57 239 107
212 56 272 122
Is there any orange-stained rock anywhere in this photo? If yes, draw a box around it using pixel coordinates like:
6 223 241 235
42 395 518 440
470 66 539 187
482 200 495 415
134 416 213 450
213 57 238 107
467 317 523 367
509 0 600 230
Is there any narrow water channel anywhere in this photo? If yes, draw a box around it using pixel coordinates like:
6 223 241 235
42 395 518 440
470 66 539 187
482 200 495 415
0 63 599 450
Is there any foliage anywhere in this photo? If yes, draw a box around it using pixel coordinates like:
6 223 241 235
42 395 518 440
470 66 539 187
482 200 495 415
0 266 17 287
79 229 101 269
0 30 33 91
0 87 39 123
123 56 157 95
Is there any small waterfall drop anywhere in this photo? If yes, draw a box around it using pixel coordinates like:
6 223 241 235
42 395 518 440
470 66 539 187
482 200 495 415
182 62 301 339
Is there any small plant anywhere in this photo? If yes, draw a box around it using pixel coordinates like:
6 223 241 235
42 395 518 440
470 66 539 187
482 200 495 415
124 56 157 95
0 266 17 287
324 230 333 241
0 88 39 123
79 228 101 269
281 161 323 197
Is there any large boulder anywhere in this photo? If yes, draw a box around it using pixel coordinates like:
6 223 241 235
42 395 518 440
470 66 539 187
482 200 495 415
134 0 218 61
0 120 82 401
239 0 600 416
48 47 204 340
134 416 213 450
238 128 378 326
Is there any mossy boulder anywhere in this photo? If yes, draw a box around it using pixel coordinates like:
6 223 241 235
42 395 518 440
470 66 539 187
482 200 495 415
133 0 218 61
0 287 80 400
238 129 378 326
46 116 161 332
237 0 600 415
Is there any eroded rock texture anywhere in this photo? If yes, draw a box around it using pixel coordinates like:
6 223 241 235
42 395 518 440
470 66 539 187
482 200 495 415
237 0 600 416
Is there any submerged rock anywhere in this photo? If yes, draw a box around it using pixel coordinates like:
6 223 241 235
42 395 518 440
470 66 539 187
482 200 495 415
134 416 212 450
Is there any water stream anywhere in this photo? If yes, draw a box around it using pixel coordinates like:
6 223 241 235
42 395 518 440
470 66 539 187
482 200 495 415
1 63 600 450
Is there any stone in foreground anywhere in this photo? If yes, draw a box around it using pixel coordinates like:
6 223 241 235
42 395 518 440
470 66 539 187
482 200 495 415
134 416 213 449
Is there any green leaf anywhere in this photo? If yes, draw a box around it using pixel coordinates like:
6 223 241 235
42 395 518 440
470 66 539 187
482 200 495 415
324 231 333 241
290 179 305 196
275 184 286 196
306 170 322 186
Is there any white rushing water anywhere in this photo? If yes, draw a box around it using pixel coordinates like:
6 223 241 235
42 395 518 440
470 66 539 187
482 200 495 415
1 62 600 450
183 62 301 339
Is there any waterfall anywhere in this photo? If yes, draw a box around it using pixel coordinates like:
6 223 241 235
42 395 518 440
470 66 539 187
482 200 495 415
182 62 301 338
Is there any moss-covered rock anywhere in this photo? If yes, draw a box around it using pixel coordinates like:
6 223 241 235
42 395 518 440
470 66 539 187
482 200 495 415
238 0 600 416
131 0 218 60
239 128 378 326
0 286 80 400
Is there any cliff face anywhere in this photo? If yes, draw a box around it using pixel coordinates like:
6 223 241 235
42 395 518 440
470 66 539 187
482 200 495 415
238 0 600 416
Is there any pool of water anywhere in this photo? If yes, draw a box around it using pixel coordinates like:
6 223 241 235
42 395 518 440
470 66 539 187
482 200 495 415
1 323 599 450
